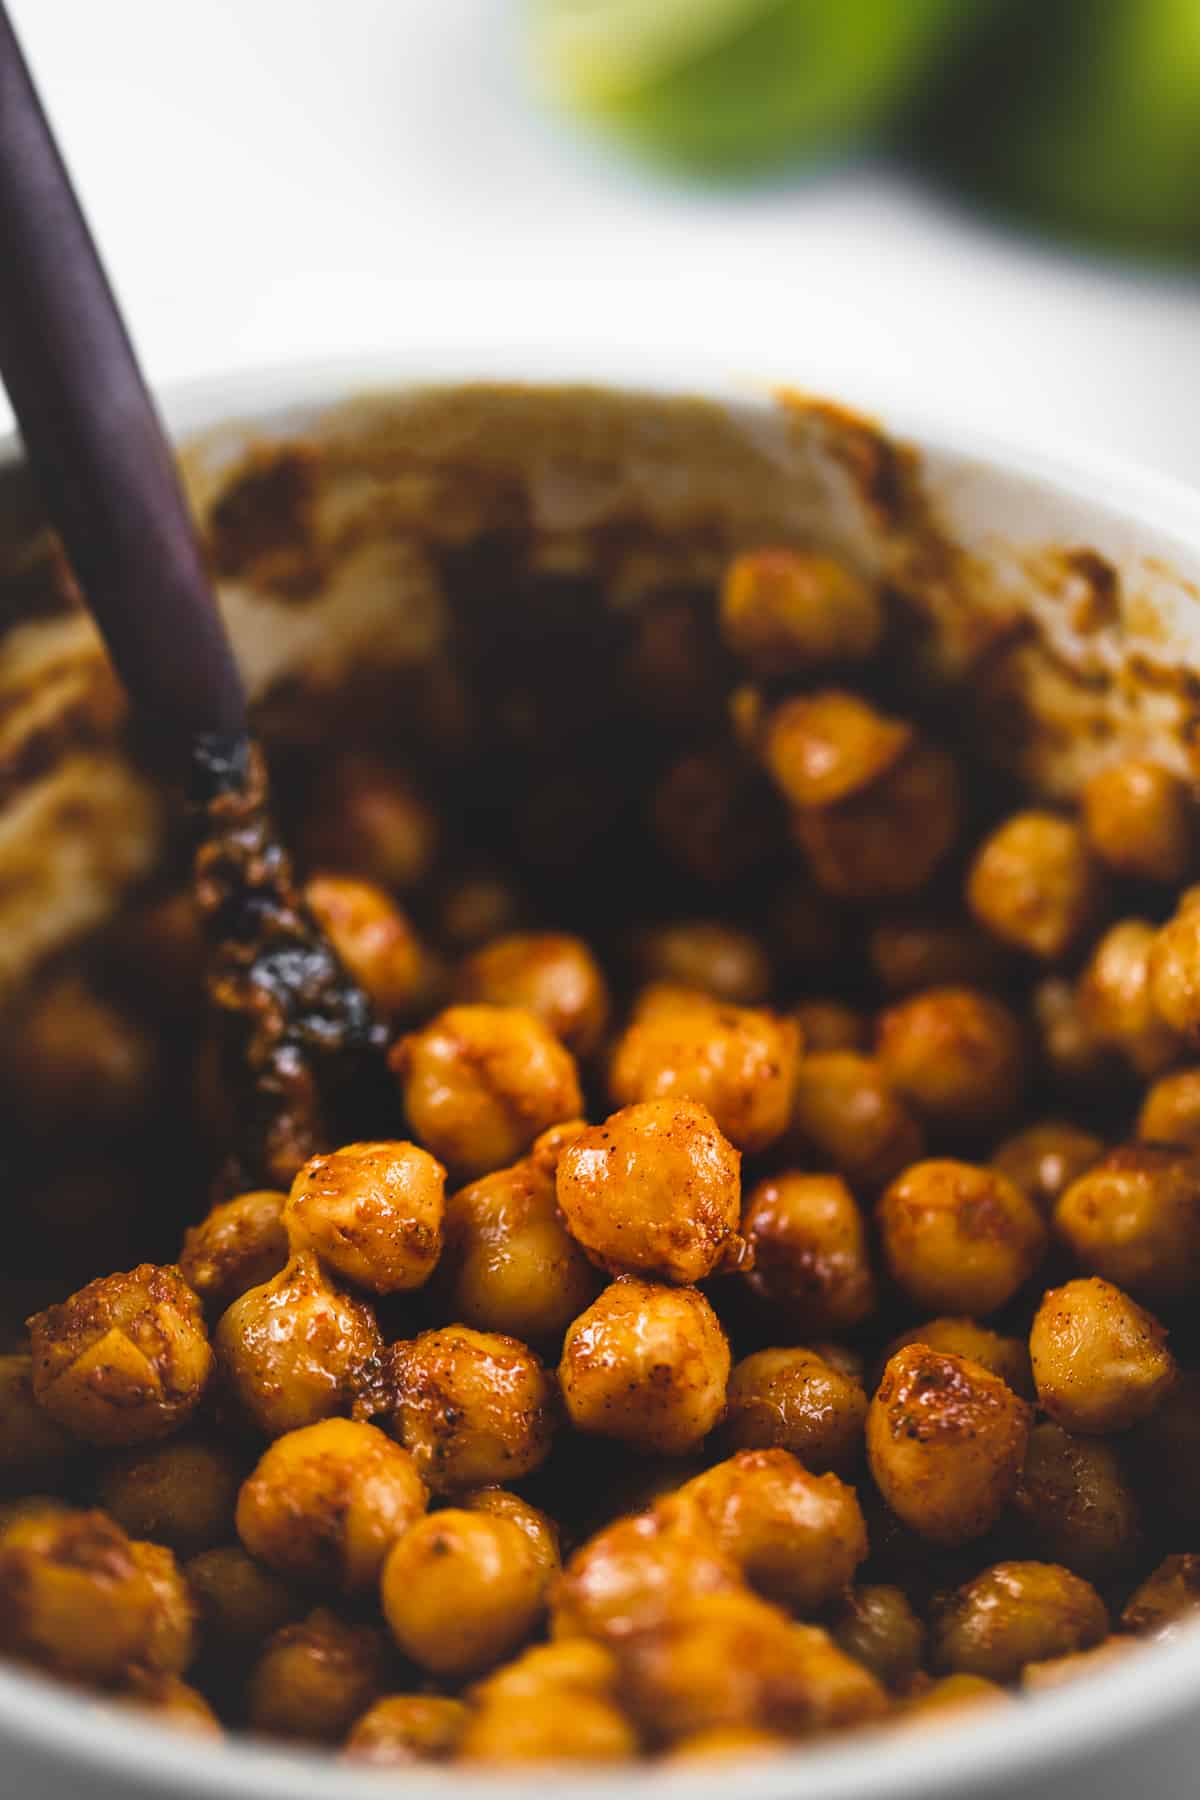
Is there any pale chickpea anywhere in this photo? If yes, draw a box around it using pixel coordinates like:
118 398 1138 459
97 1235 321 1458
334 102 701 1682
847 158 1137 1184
1013 1421 1140 1580
114 1671 222 1737
550 1508 741 1644
97 1438 240 1555
381 1508 545 1677
878 1160 1046 1317
1138 1066 1200 1148
559 1278 730 1456
868 1346 1031 1546
185 1545 296 1655
301 753 438 891
634 920 771 1006
724 1348 868 1473
1033 975 1115 1092
179 1191 288 1316
305 874 427 1020
1054 1146 1200 1303
1149 899 1200 1035
882 1318 1033 1400
876 987 1025 1132
754 689 911 810
789 1052 925 1191
992 1122 1104 1218
0 1351 74 1490
932 1561 1108 1682
1030 1278 1176 1433
793 743 961 900
28 1264 212 1448
237 1418 427 1592
214 1252 382 1438
742 1173 875 1333
868 917 1007 997
461 1487 560 1578
1122 1554 1200 1639
283 1140 445 1294
390 1004 583 1179
967 811 1104 960
1082 759 1194 884
557 1099 744 1284
345 1694 467 1765
830 1585 925 1690
719 548 883 673
247 1607 385 1743
388 1325 555 1491
1078 920 1182 1078
1 974 155 1132
457 932 610 1057
793 999 868 1053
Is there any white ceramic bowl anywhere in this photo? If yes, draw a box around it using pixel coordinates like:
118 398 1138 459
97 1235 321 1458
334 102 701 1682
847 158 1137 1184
3 352 1200 1800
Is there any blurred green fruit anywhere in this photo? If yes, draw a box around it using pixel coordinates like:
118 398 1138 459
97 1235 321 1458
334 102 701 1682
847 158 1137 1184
531 0 992 172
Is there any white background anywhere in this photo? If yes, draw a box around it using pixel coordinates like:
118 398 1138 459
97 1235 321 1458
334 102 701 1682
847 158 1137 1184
8 0 1200 483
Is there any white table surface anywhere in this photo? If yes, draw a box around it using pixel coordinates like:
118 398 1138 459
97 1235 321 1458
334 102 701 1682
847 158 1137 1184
8 0 1200 485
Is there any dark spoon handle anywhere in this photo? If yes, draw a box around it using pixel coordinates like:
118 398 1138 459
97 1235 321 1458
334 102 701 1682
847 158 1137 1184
0 0 246 749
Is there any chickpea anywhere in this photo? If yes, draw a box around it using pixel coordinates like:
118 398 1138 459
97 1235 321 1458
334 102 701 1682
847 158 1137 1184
742 1173 875 1333
1078 920 1182 1078
305 875 427 1020
474 1637 621 1704
968 811 1104 960
1139 1066 1200 1148
1033 975 1115 1092
789 1052 924 1191
1054 1146 1200 1304
179 1191 288 1316
390 1004 583 1180
28 1264 212 1448
97 1438 240 1554
1122 1554 1200 1639
460 1691 637 1763
634 920 771 1006
302 753 438 891
868 1346 1030 1546
792 999 867 1053
133 1538 197 1676
388 1325 555 1491
793 743 961 900
1030 1278 1176 1434
651 746 779 888
667 1726 789 1761
876 987 1024 1132
283 1141 445 1295
381 1509 545 1677
830 1585 925 1690
237 1418 427 1592
345 1694 466 1765
1149 898 1200 1036
1 974 154 1132
992 1122 1104 1218
214 1252 382 1438
246 1607 385 1743
869 917 1007 997
114 1671 222 1737
878 1160 1046 1317
932 1561 1107 1682
754 689 911 810
457 932 610 1058
526 1115 590 1175
461 1487 559 1575
0 1351 74 1490
1022 1637 1135 1692
724 1348 867 1473
557 1099 744 1284
719 548 883 673
185 1545 296 1655
550 1509 741 1644
1082 759 1194 884
1135 1371 1200 1523
1013 1421 1140 1581
882 1319 1033 1400
559 1278 730 1455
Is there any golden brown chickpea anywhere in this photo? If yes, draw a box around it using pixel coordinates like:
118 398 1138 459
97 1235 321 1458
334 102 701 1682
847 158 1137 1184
868 918 1007 998
901 1674 1010 1721
473 1636 621 1704
1030 1278 1176 1434
114 1671 222 1737
304 873 428 1022
1033 975 1115 1092
214 1252 382 1438
1149 898 1200 1036
1054 1146 1200 1304
1135 1370 1200 1523
967 811 1104 960
1138 1066 1200 1148
878 1160 1046 1317
932 1561 1107 1683
246 1607 385 1743
550 1509 741 1644
0 1351 74 1490
1021 1637 1135 1692
133 1538 197 1676
742 1173 875 1333
724 1347 867 1473
882 1319 1033 1400
1082 759 1194 884
28 1264 212 1448
634 920 771 1006
283 1141 445 1295
390 1004 583 1179
237 1418 427 1592
457 932 610 1058
754 689 911 810
1078 920 1182 1079
1013 1421 1140 1580
557 1099 745 1284
302 753 438 891
460 1691 638 1763
876 987 1025 1133
526 1115 590 1175
829 1585 925 1690
0 974 154 1132
345 1694 467 1765
559 1278 730 1455
663 1450 867 1615
461 1487 560 1578
792 998 868 1053
667 1725 789 1761
992 1122 1104 1218
179 1191 289 1316
793 743 961 900
789 1052 925 1191
719 548 883 674
1122 1554 1200 1639
388 1325 555 1491
868 1347 1031 1547
185 1545 297 1654
381 1508 545 1677
97 1438 240 1554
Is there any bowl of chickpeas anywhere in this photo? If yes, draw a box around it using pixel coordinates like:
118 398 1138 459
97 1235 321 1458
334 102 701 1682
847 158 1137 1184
3 355 1200 1800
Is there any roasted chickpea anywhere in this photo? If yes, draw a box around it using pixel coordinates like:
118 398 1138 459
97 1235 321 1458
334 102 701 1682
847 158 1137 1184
1149 897 1200 1036
460 1691 637 1763
1082 759 1194 884
902 1674 1010 1721
789 1053 924 1191
1030 1278 1176 1434
754 689 911 810
992 1122 1104 1218
461 1487 560 1578
793 743 961 900
882 1318 1033 1400
720 548 883 673
1138 1066 1200 1148
305 875 427 1020
967 811 1104 960
876 987 1025 1133
557 1099 744 1283
114 1671 222 1736
215 1253 382 1439
667 1726 789 1761
526 1116 590 1175
1013 1421 1140 1580
932 1561 1107 1682
457 932 610 1058
345 1694 466 1764
868 1347 1030 1547
634 920 771 1006
1021 1637 1135 1692
302 753 438 891
829 1585 925 1690
97 1438 240 1554
388 1325 555 1491
878 1160 1046 1317
473 1636 621 1705
381 1508 545 1677
1033 975 1115 1092
559 1278 730 1456
868 918 1007 997
724 1347 868 1473
1078 920 1182 1078
132 1538 197 1676
1122 1554 1200 1639
0 974 154 1132
0 1351 74 1490
185 1545 296 1655
742 1173 875 1333
550 1508 741 1644
28 1264 212 1448
1054 1146 1200 1303
246 1607 385 1743
237 1418 427 1592
791 999 866 1053
390 1004 583 1179
283 1141 445 1294
179 1191 288 1316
